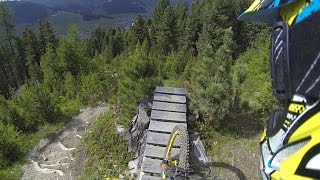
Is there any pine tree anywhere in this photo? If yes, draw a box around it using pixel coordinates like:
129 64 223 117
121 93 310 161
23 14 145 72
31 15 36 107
150 0 178 54
152 0 170 25
0 50 10 97
0 2 15 56
153 5 177 54
0 122 22 168
188 28 236 126
38 20 58 55
87 27 108 58
110 29 124 57
22 28 42 81
112 41 160 118
63 72 77 100
56 25 89 78
41 46 61 95
232 31 278 126
14 37 28 84
12 82 59 132
183 1 203 56
0 2 18 89
174 2 188 49
132 15 148 45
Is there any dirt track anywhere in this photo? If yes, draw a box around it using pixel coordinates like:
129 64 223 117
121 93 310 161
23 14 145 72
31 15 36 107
21 106 108 180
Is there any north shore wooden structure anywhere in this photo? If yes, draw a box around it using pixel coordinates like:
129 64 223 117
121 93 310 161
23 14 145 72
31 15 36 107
139 86 188 180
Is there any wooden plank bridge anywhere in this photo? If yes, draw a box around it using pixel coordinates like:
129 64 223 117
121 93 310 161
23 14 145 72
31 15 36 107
139 86 188 180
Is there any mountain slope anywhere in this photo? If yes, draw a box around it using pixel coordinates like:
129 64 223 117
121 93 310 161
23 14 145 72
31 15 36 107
6 1 53 24
7 0 197 34
23 0 147 15
23 0 197 15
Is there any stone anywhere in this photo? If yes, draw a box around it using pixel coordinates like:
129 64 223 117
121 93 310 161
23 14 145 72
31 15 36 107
117 125 130 140
117 125 126 134
189 133 209 165
128 158 139 170
129 168 137 175
128 99 153 177
131 115 138 124
137 108 150 129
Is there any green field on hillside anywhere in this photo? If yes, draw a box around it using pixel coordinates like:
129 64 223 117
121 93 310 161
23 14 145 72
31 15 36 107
47 11 115 35
16 11 148 35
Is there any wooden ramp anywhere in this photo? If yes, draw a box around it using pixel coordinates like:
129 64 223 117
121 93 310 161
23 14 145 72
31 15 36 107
139 86 188 180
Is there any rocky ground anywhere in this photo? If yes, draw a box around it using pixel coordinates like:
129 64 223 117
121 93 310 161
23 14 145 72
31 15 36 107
21 105 108 180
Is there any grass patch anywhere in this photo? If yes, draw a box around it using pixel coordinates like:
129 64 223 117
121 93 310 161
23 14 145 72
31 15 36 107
0 122 66 180
82 110 130 179
163 78 185 88
0 163 23 180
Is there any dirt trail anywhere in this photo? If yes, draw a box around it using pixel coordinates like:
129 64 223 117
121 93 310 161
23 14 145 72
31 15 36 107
21 105 108 180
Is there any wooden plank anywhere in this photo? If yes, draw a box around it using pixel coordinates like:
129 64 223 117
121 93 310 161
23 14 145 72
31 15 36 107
149 120 186 133
140 175 161 180
152 102 187 113
154 93 186 104
156 86 187 95
146 132 180 146
144 144 179 159
142 158 162 174
151 110 186 122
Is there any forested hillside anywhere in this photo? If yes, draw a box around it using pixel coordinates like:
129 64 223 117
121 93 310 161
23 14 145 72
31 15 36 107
0 0 278 179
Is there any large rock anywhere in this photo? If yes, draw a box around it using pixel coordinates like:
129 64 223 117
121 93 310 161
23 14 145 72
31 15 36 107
189 133 209 165
128 99 152 162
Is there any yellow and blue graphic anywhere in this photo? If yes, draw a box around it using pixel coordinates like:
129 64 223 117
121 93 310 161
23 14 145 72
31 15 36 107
238 0 320 25
260 96 320 180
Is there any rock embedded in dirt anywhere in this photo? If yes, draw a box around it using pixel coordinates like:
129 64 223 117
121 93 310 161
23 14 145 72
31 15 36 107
128 158 139 175
117 124 130 140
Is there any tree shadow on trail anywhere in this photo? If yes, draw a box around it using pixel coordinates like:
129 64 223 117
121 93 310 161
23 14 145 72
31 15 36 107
209 162 247 180
191 162 248 180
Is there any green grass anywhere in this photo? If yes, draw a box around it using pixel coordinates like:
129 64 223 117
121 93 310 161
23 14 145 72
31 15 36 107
163 78 185 88
0 163 22 180
82 110 130 179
